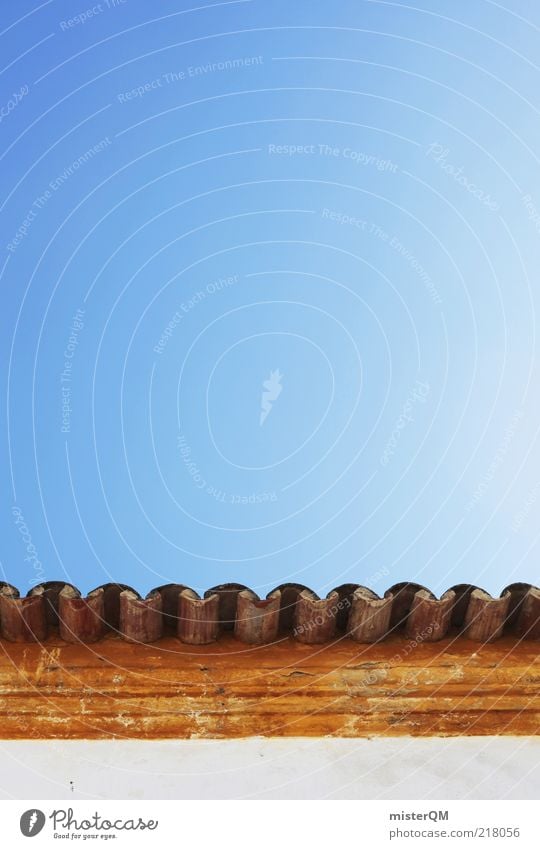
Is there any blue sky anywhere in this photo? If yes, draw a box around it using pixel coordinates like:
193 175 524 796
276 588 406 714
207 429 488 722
1 0 540 596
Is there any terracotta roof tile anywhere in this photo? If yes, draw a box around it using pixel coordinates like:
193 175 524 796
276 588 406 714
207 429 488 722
0 580 538 645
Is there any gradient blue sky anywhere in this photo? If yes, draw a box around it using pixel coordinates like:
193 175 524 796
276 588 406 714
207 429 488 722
1 0 540 596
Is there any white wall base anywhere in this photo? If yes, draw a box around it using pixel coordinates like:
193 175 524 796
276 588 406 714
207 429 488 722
0 738 537 800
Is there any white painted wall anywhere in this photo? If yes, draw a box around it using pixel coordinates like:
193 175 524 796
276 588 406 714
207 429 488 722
0 738 538 800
